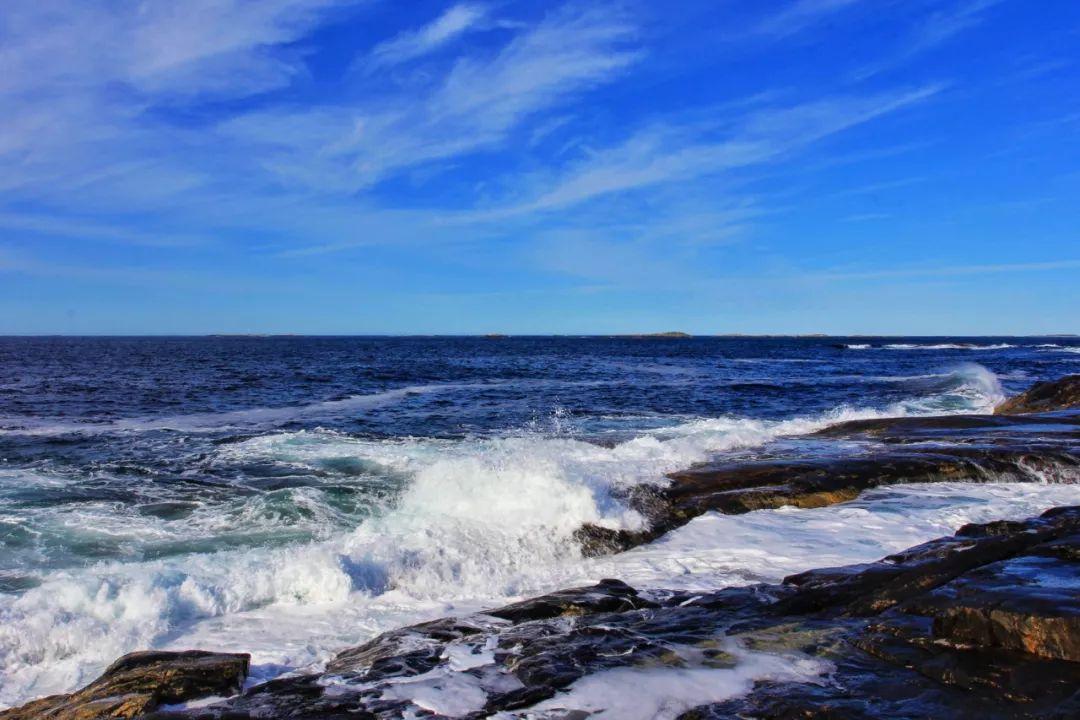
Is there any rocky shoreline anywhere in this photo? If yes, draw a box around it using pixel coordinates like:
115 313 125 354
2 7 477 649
577 376 1080 555
4 376 1079 719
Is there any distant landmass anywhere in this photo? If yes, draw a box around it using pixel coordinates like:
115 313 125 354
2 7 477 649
615 331 692 338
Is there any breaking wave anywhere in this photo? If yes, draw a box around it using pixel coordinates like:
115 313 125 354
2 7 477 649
0 363 1028 707
843 342 1015 350
1037 344 1080 355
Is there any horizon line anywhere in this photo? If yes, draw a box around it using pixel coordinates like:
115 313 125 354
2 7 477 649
0 333 1076 339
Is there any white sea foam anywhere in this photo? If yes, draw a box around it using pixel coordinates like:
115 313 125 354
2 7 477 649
582 482 1080 593
518 643 829 720
0 364 1041 709
2 478 1076 710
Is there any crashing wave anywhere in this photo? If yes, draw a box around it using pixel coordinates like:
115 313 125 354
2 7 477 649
0 364 1015 706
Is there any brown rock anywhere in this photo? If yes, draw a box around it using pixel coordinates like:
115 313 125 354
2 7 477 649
0 650 249 720
996 375 1080 415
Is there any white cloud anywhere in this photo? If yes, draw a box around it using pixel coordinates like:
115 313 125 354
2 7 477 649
0 0 361 209
467 86 941 218
224 5 640 190
753 0 866 38
366 3 488 70
0 0 979 276
0 0 351 99
0 211 208 247
852 0 1005 80
0 0 640 254
812 259 1080 281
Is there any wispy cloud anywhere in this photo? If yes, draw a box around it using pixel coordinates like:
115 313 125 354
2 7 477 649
224 5 640 191
0 1 640 256
0 0 353 99
365 3 489 70
852 0 1005 79
753 0 866 38
840 212 892 222
812 259 1080 281
828 176 927 198
0 0 360 209
466 85 941 218
0 212 208 247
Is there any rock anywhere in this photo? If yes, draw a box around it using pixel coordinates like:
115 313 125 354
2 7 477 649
484 578 656 623
811 411 1080 439
689 508 1080 719
776 507 1080 616
20 507 1074 720
574 410 1080 557
0 651 249 720
909 553 1080 661
996 375 1080 415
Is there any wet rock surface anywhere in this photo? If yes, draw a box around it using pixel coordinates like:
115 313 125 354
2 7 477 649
0 651 249 720
996 375 1080 415
11 508 1075 719
577 409 1080 555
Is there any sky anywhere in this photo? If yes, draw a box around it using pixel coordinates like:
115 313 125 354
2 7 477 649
0 0 1078 335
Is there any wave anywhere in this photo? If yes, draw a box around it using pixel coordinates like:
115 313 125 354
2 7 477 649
888 342 1014 350
844 342 1015 350
0 364 1010 707
0 384 469 436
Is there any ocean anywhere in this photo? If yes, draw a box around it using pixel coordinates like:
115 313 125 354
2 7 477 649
1 335 1078 706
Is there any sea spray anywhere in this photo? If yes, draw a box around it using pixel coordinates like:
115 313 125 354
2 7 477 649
0 363 1017 705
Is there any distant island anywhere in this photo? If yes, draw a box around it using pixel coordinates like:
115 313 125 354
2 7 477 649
616 331 692 338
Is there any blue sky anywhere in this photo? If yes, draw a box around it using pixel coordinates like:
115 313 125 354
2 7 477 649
1 0 1078 335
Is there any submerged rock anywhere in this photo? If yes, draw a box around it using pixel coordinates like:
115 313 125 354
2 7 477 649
996 375 1080 414
10 508 1077 719
0 651 249 720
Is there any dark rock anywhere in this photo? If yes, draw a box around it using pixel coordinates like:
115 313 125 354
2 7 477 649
327 615 493 676
911 553 1080 662
685 509 1080 719
776 507 1080 616
573 408 1080 558
0 651 249 720
812 411 1080 439
996 374 1080 415
484 578 656 623
21 507 1073 720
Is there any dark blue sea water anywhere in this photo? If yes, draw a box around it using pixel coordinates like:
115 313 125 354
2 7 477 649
1 336 1078 704
4 335 1077 433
